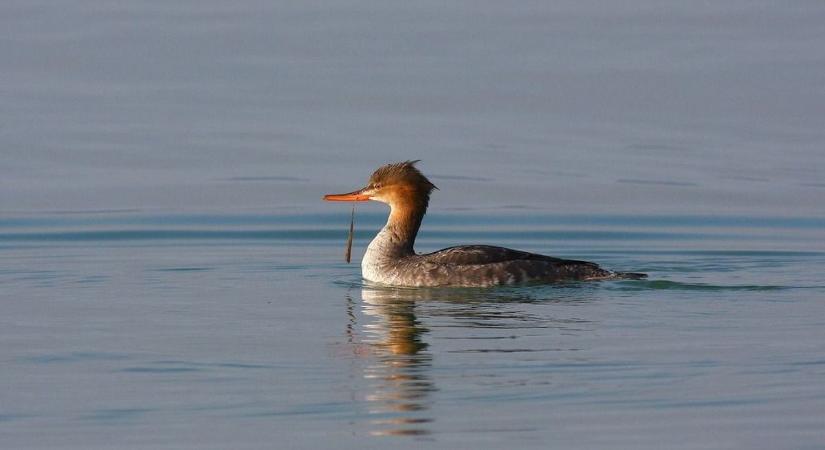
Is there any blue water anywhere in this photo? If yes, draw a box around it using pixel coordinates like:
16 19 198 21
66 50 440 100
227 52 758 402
3 0 825 449
2 212 824 449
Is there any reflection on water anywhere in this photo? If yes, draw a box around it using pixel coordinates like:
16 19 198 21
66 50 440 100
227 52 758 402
345 284 599 438
354 288 435 437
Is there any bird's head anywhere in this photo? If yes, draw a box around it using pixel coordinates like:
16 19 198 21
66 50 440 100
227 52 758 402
324 160 437 212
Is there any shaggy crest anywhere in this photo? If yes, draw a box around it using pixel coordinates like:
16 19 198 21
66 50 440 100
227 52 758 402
367 160 437 194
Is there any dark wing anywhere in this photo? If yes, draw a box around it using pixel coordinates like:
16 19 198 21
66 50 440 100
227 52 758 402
419 245 598 267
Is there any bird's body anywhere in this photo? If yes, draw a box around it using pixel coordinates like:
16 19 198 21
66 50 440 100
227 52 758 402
325 161 645 287
362 230 617 288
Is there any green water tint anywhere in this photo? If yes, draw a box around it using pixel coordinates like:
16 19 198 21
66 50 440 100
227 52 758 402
4 213 824 230
610 279 786 291
0 229 763 242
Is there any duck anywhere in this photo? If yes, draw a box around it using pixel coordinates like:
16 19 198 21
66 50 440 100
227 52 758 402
324 161 645 287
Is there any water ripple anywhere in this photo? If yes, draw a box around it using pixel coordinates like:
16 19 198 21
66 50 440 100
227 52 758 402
609 280 787 291
0 228 735 242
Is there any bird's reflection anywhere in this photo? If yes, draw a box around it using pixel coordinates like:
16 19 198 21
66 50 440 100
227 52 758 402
344 283 598 437
355 286 435 436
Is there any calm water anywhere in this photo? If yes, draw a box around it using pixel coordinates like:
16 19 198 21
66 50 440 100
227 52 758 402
2 213 824 449
2 1 825 449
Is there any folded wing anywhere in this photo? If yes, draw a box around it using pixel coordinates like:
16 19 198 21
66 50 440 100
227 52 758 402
420 245 599 268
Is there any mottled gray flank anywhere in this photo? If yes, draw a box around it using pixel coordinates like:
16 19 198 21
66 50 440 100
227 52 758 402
365 227 616 287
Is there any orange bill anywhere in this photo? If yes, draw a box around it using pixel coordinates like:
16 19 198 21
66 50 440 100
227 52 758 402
323 188 371 202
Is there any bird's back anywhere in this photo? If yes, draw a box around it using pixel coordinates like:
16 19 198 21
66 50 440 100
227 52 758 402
378 245 621 287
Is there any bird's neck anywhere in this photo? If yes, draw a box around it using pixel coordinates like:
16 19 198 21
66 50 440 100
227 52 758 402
368 202 426 257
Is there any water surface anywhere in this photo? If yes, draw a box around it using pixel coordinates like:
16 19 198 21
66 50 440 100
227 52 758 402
2 1 825 449
2 212 824 449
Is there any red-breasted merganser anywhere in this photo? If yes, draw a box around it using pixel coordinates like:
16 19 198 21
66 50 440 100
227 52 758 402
324 161 646 287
